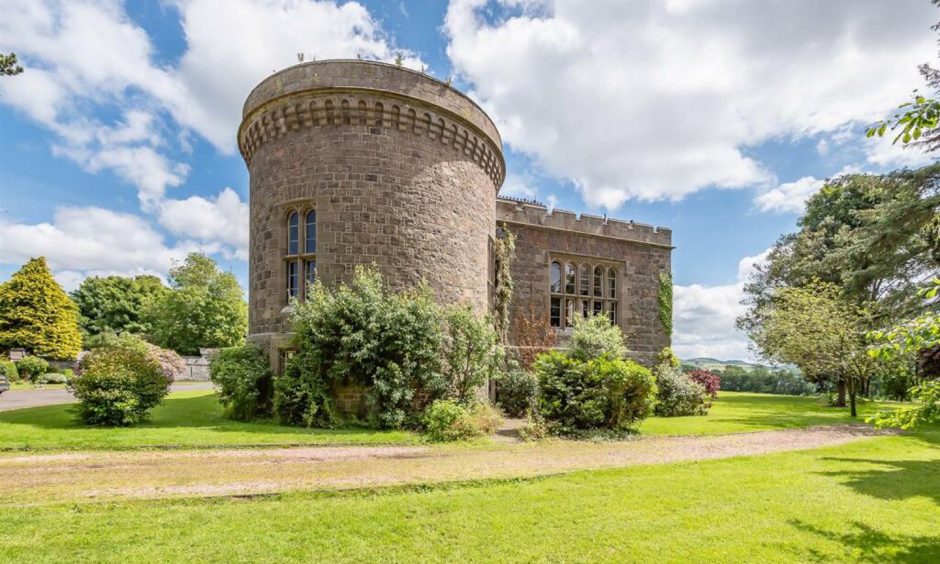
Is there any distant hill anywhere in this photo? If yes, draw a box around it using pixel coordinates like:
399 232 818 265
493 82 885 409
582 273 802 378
681 357 769 372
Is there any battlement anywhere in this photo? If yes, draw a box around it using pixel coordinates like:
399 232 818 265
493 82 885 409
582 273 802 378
495 197 673 248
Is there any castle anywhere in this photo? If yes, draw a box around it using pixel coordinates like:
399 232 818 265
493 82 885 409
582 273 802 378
239 60 672 374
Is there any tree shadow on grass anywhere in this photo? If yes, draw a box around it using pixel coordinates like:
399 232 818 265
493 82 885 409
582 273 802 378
818 452 940 506
789 520 940 563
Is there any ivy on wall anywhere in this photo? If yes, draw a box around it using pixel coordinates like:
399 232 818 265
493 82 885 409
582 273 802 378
658 271 673 337
493 225 516 343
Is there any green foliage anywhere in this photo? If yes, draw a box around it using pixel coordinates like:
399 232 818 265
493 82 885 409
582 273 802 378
867 92 940 145
72 346 169 426
85 332 185 383
71 275 168 338
717 365 816 396
0 257 82 359
496 361 538 417
422 399 501 442
0 359 17 381
492 227 516 342
657 347 681 369
146 253 248 355
568 314 627 362
285 267 445 429
272 355 336 427
653 364 709 417
15 356 49 380
210 346 272 421
36 373 68 385
441 306 502 404
0 52 23 76
658 271 673 336
534 351 656 435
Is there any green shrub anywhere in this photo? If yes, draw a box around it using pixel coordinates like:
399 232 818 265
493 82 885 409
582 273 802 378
15 356 49 380
72 346 169 425
441 306 502 404
0 359 17 382
654 364 709 417
496 362 539 417
284 268 446 429
86 333 183 383
272 354 336 427
535 351 656 434
36 373 68 385
62 368 74 379
568 315 628 362
210 345 272 421
423 399 501 442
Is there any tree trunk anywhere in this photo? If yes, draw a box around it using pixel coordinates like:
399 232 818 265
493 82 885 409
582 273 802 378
835 379 847 407
849 384 857 418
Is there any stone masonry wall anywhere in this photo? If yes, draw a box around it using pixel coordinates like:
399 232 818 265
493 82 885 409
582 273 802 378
497 198 673 366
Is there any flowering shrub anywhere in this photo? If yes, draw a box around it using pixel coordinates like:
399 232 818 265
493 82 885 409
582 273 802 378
423 399 501 442
688 369 720 398
654 364 709 417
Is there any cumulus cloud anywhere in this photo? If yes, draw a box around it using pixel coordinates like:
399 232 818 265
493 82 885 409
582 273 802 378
755 165 859 214
672 250 769 361
0 207 203 279
445 0 935 209
157 188 250 259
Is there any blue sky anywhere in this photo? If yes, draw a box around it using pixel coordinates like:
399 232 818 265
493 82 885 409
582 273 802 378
0 0 936 360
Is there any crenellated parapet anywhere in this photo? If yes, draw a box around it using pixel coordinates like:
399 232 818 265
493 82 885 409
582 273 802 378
496 197 673 248
238 60 505 189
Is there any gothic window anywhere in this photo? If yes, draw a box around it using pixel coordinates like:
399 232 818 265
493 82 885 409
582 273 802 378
548 256 620 329
285 206 316 303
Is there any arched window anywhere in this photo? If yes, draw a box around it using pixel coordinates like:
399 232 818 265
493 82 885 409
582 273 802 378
579 265 590 296
564 263 576 294
305 210 317 253
287 212 299 255
608 267 616 299
550 261 562 294
593 266 603 297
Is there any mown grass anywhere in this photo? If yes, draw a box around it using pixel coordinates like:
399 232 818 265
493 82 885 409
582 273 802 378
0 428 936 562
0 391 419 451
0 391 901 452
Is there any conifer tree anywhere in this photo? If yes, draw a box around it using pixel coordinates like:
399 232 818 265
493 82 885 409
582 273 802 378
0 257 82 359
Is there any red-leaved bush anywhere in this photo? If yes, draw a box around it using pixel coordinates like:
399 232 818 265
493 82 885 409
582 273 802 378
688 369 720 398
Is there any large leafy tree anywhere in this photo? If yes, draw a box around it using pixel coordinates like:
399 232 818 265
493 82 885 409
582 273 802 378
146 253 247 355
71 275 169 338
0 257 82 359
749 281 875 417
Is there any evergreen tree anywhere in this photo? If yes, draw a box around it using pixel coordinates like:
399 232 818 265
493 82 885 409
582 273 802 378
0 257 82 359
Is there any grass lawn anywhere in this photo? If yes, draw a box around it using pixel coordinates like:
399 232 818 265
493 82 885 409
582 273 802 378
0 391 419 451
1 427 936 562
0 391 899 452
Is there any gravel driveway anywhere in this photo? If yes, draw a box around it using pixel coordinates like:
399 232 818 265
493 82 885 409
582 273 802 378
0 382 215 412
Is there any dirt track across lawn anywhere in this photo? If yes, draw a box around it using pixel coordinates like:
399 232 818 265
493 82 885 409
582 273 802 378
0 425 893 505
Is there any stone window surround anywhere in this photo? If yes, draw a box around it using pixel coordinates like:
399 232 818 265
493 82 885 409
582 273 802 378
281 199 317 305
548 253 622 330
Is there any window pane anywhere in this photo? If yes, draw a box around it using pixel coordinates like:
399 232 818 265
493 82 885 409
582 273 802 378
304 260 317 288
305 210 317 253
593 266 603 297
593 300 603 316
608 267 616 299
287 212 299 255
608 301 617 324
550 262 562 293
550 297 561 327
565 299 576 327
581 299 589 319
565 263 576 294
579 265 590 296
287 261 299 299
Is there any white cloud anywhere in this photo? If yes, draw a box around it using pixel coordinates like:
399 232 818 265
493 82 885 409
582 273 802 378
755 165 859 214
445 0 935 209
672 250 769 361
0 207 201 277
157 188 250 259
864 136 938 169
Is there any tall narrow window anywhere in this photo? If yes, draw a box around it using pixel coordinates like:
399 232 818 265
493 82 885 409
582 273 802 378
593 266 603 297
565 299 576 327
550 261 562 293
304 259 316 298
593 300 603 317
287 261 299 300
608 267 616 299
305 210 317 253
550 297 561 327
565 263 576 294
287 212 299 255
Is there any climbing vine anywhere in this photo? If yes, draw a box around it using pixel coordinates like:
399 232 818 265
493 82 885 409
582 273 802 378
658 271 673 337
493 225 516 343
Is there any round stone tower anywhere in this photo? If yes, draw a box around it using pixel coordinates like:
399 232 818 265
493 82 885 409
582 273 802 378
239 60 505 364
